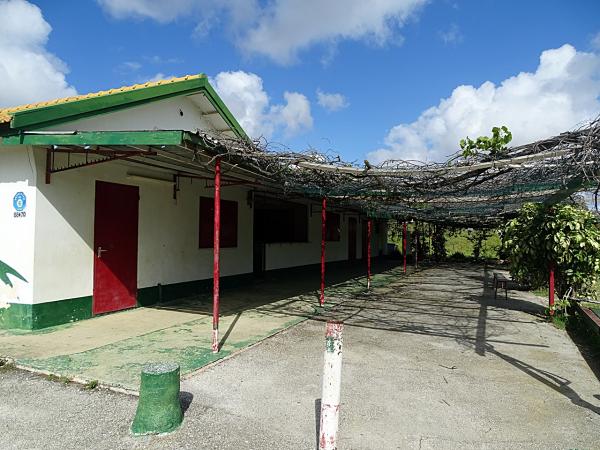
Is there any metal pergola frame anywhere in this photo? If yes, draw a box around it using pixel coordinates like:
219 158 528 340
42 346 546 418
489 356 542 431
3 120 599 350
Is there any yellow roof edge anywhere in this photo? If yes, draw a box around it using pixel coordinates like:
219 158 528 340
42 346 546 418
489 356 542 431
0 73 207 124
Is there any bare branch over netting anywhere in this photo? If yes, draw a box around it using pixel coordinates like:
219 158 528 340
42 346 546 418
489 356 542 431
176 117 600 226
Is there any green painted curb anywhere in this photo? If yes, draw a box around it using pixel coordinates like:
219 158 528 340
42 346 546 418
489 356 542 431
131 362 183 435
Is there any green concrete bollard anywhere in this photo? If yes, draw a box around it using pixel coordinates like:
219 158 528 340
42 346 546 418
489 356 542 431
131 362 183 435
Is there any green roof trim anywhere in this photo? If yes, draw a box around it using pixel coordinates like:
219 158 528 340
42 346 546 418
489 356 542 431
3 76 248 141
0 130 186 146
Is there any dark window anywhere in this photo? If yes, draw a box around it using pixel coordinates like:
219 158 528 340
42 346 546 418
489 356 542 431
326 212 341 241
199 197 238 248
254 196 308 243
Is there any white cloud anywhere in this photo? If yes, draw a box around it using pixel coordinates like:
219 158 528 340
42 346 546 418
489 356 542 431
117 61 142 72
368 44 600 163
97 0 195 23
210 71 313 138
117 56 182 78
592 31 600 50
98 0 258 31
439 23 463 45
0 0 76 107
240 0 427 64
143 55 182 64
317 90 349 112
210 71 270 137
271 91 313 136
139 73 176 83
97 0 427 65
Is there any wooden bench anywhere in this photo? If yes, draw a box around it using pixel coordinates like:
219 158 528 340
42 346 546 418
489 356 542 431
493 272 510 300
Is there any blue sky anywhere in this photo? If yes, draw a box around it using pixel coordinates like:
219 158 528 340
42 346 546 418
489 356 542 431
1 0 600 163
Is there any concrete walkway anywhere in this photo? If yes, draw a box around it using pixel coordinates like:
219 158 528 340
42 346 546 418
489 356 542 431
0 261 393 390
1 264 599 449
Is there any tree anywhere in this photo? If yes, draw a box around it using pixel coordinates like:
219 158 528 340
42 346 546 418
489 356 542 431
432 225 447 261
502 203 600 299
460 126 512 158
467 229 491 260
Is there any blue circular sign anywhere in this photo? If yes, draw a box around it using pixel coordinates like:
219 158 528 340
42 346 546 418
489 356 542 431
13 192 26 212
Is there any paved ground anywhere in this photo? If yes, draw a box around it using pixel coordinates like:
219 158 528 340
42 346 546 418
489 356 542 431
0 260 392 390
1 263 599 449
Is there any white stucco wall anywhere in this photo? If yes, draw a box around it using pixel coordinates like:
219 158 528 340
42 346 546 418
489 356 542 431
0 146 36 305
2 89 391 311
7 146 387 306
29 143 385 303
46 96 220 134
31 148 253 304
265 210 363 270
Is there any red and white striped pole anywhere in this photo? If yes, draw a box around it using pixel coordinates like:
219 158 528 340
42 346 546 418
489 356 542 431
319 320 344 450
367 219 372 289
549 262 555 316
211 157 221 353
320 197 327 306
403 221 407 274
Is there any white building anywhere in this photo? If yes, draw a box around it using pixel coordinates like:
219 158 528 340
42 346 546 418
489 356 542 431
0 74 388 330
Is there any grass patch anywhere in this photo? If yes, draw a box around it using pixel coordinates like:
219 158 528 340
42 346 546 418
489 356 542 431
550 313 567 330
445 230 501 259
389 228 501 260
83 379 98 390
45 373 60 382
44 373 72 384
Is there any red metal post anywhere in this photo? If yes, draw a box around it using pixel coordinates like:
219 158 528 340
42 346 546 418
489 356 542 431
414 222 419 269
367 219 372 289
403 221 407 274
211 158 221 353
549 263 555 316
320 197 327 306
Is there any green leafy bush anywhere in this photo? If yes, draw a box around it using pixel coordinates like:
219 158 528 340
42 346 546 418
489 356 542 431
448 251 471 262
503 203 600 298
460 126 512 158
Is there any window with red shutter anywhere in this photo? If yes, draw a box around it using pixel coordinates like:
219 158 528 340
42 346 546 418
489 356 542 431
254 196 308 243
199 197 238 248
326 212 341 241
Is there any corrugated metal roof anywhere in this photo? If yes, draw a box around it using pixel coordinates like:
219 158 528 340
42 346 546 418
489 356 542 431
0 74 206 125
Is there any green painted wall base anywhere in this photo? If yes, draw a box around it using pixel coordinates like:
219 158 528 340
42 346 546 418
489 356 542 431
137 272 254 307
0 258 384 331
0 303 33 330
131 363 183 435
0 296 92 331
0 273 254 331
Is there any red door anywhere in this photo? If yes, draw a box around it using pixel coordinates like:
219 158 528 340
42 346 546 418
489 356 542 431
93 181 139 315
348 218 357 260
